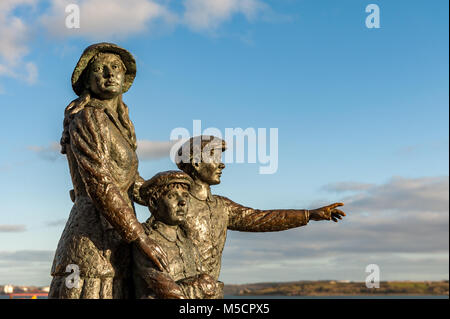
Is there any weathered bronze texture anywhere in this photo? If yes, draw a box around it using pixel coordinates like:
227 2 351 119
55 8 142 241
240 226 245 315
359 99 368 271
50 44 346 299
49 43 168 299
132 171 222 299
175 136 346 297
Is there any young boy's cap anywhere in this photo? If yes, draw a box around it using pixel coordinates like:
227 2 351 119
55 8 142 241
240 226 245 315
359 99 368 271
140 170 192 201
175 135 227 169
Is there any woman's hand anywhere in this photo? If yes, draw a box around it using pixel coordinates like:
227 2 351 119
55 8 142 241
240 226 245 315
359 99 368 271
196 273 217 297
136 232 169 272
309 203 346 222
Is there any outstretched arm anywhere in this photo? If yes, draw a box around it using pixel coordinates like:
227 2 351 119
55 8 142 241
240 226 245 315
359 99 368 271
221 196 310 232
222 196 346 232
69 108 168 271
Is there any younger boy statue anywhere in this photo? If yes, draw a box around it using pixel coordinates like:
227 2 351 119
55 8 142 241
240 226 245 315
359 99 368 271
132 170 222 299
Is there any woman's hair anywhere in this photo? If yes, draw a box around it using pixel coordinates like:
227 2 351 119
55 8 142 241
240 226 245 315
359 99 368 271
60 92 90 154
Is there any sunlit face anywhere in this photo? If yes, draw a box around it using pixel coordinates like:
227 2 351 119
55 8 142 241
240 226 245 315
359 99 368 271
86 53 126 99
155 184 190 226
193 148 225 185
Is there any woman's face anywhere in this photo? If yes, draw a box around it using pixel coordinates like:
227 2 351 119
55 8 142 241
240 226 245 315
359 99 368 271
86 53 126 99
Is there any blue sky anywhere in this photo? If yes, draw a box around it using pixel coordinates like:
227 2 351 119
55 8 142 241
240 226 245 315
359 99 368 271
0 0 448 286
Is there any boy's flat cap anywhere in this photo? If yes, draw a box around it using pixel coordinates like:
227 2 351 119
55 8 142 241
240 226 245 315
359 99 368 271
140 170 192 201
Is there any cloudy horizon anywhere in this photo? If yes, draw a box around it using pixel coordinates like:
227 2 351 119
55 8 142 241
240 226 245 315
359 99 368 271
1 175 448 286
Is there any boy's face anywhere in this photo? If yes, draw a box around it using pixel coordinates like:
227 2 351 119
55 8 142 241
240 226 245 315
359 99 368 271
193 147 225 185
195 161 225 185
155 184 190 226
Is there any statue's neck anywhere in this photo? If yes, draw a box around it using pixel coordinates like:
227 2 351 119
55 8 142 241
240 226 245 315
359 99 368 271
190 178 212 201
151 219 179 242
90 96 120 116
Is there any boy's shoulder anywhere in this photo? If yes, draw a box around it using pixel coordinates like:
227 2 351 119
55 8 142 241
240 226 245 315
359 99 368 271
141 218 180 244
211 194 234 212
141 218 162 240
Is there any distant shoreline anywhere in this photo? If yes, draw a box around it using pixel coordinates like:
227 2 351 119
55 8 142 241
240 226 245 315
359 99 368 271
223 280 449 297
1 280 448 297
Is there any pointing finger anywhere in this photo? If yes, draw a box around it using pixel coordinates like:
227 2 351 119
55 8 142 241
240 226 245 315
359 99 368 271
329 203 344 209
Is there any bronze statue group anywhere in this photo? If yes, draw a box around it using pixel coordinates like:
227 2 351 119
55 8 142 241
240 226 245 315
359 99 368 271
49 43 346 299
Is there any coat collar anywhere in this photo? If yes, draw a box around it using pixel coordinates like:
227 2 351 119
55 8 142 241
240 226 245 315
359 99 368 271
88 98 135 149
148 218 187 243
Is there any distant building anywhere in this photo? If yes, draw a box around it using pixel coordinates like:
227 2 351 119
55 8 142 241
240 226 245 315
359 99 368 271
4 284 14 294
41 286 50 293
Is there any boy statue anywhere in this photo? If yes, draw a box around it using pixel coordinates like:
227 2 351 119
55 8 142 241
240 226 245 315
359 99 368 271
175 135 346 297
132 170 222 299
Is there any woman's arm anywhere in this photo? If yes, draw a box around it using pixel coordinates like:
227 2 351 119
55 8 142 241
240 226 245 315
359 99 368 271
132 174 147 206
176 274 219 299
69 107 168 270
132 244 186 299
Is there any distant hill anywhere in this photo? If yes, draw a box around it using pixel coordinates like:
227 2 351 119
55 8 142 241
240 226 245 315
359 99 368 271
223 280 449 296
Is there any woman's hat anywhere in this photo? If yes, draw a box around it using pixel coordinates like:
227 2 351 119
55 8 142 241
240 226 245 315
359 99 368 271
71 42 137 96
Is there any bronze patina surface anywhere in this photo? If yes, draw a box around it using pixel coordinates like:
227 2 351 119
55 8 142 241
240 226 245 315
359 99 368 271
175 136 346 297
50 44 346 299
49 43 168 299
132 171 222 299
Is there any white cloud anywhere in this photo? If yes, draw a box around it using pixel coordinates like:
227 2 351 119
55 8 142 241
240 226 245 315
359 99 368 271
0 225 27 233
182 0 268 31
0 250 53 286
28 140 176 161
40 0 177 39
322 181 374 193
40 0 273 38
137 140 179 160
0 0 39 84
45 219 67 227
1 0 279 86
220 176 449 283
338 176 449 214
28 142 62 161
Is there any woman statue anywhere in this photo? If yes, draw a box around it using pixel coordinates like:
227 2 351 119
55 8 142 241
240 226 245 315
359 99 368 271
49 43 168 299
